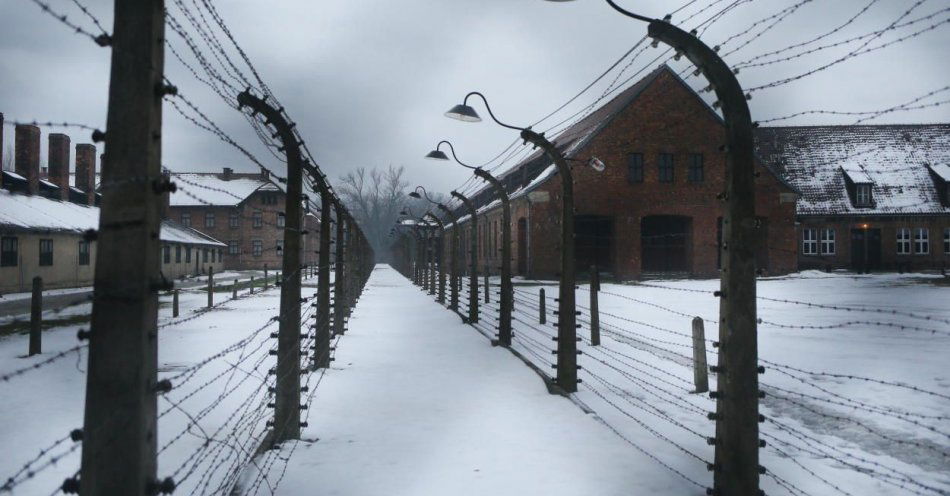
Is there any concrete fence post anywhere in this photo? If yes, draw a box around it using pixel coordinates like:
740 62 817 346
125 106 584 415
264 264 269 289
207 267 214 308
484 273 490 304
590 266 600 347
250 276 255 294
691 317 709 394
539 288 546 325
172 289 179 318
232 281 237 299
29 276 42 356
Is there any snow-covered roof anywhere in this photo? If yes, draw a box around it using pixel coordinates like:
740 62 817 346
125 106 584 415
755 124 950 216
0 190 225 246
159 220 226 247
169 172 278 207
930 162 950 182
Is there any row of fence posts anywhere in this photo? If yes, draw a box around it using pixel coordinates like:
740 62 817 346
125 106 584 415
392 15 762 496
67 7 376 493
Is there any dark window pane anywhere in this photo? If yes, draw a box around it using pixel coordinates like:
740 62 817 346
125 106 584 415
1 236 18 267
626 153 643 184
658 153 674 183
39 239 54 266
688 153 703 183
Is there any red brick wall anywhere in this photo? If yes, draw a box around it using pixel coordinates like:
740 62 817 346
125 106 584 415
168 189 289 271
15 125 40 195
463 69 798 280
75 144 97 205
48 133 70 200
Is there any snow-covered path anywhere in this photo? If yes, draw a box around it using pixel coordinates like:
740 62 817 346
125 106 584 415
263 264 699 496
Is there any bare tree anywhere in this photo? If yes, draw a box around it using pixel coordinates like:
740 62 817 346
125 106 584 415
338 164 410 261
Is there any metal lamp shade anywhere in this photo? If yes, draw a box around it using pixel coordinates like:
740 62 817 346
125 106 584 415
425 149 450 161
445 104 482 122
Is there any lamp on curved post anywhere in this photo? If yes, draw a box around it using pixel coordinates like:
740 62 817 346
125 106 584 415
437 203 462 312
401 206 434 292
410 187 448 304
426 141 512 347
543 1 761 493
450 190 479 324
398 210 425 287
424 211 446 303
445 92 589 392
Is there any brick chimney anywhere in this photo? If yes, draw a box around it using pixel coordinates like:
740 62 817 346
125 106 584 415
15 124 40 195
75 144 96 206
222 167 233 180
48 133 71 201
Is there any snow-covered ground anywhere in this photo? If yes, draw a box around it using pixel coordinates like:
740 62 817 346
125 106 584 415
241 264 699 496
1 266 947 495
461 270 950 495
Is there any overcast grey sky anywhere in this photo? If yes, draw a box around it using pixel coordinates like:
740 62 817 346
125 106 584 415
2 0 948 196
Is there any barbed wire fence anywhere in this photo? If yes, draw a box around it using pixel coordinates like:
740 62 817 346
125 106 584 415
2 0 376 494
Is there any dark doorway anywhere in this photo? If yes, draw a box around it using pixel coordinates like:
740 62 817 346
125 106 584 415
641 215 692 274
517 217 527 276
576 215 613 274
851 228 882 273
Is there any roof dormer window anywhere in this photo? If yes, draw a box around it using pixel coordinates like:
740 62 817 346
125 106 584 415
855 184 872 207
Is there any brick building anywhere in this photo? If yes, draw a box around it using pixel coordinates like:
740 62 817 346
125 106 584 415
756 124 950 272
447 65 798 280
168 168 320 271
1 124 224 292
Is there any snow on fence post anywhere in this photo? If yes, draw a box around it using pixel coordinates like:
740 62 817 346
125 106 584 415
29 276 42 356
590 266 600 347
539 288 546 325
207 267 214 309
172 289 179 318
691 317 709 394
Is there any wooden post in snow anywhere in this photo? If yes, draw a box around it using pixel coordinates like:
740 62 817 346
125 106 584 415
691 317 709 394
29 276 42 356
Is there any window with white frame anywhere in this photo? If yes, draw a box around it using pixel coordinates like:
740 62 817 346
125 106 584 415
914 228 929 254
896 228 911 255
820 228 835 255
229 212 239 228
802 228 818 255
276 212 285 228
252 211 263 228
228 240 239 255
252 240 262 257
181 213 191 227
276 239 284 254
205 212 215 228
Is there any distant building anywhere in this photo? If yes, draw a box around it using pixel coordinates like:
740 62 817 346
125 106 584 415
0 121 226 293
447 65 798 279
442 65 949 279
167 168 320 271
756 124 950 272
